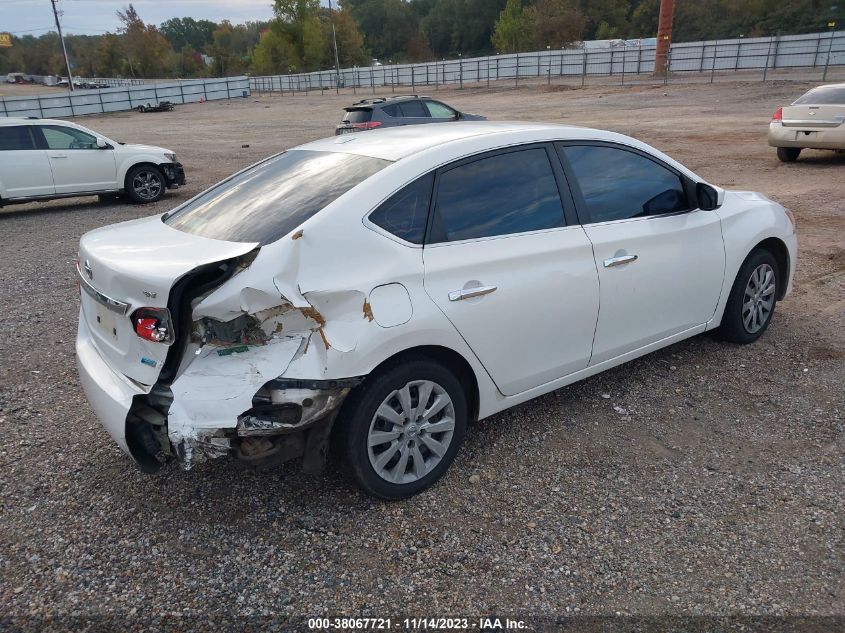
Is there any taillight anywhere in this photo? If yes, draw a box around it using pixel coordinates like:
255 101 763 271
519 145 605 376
772 107 783 122
352 121 382 131
132 307 174 344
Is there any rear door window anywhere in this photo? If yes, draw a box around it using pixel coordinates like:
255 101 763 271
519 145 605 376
429 147 566 243
369 173 434 244
343 109 372 123
793 86 845 105
398 100 429 118
165 150 391 245
0 125 36 151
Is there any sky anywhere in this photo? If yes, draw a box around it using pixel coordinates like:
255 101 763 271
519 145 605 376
2 0 280 36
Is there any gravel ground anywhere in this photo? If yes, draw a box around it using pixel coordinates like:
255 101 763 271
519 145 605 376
0 78 843 630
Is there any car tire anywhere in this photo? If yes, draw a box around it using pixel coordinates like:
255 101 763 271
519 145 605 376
339 358 468 500
716 248 780 344
777 147 801 162
125 165 165 204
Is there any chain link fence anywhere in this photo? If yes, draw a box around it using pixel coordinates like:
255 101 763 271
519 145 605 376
251 30 845 95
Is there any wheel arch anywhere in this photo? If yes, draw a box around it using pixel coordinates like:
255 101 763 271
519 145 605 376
753 236 790 300
341 344 481 425
119 160 165 190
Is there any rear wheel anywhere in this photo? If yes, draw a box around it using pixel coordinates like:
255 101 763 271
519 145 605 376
125 165 165 204
717 249 780 344
777 147 801 162
340 359 468 500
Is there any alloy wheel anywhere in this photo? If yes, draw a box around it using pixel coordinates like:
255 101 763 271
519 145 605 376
132 170 163 200
742 263 776 334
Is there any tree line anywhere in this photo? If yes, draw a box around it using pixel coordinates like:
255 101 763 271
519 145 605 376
1 0 841 78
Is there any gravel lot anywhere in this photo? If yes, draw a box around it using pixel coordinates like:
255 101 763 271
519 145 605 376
0 78 843 629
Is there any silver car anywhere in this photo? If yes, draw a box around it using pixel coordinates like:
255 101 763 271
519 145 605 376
768 83 845 162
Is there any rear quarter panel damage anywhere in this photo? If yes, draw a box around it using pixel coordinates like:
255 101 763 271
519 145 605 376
162 166 496 467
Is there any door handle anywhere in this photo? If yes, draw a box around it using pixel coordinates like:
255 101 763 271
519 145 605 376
603 254 638 268
448 285 497 301
50 154 68 159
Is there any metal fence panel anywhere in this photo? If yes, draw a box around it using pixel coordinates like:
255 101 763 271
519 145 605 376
0 77 251 119
248 30 843 94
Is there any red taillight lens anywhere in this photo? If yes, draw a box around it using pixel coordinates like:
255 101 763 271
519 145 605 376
772 107 783 122
352 121 382 130
132 307 174 344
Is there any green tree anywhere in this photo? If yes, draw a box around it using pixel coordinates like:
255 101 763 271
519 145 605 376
160 17 216 52
528 0 586 48
492 0 535 53
117 4 175 77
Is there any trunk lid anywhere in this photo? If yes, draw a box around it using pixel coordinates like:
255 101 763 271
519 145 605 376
77 215 257 385
781 104 845 130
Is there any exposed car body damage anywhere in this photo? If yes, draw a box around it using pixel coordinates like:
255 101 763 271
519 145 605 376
128 237 377 472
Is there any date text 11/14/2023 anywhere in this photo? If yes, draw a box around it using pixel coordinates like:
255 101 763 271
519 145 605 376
307 617 528 630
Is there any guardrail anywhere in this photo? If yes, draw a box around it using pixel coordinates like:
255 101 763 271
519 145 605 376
250 30 845 94
0 76 251 118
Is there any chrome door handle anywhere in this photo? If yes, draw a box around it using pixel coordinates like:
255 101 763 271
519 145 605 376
50 154 68 159
448 285 497 301
603 254 638 268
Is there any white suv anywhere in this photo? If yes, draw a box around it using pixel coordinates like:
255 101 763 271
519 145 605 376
0 117 185 206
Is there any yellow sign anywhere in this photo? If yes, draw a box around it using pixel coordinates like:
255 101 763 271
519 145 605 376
829 21 837 28
0 33 12 48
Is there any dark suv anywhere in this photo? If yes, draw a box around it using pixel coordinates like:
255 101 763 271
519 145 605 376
335 95 486 135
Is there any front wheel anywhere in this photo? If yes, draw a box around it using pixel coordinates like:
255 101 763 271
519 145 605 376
125 165 165 204
340 359 468 500
777 147 801 162
717 249 780 344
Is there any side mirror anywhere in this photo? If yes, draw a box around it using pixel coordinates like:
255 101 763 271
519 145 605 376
696 182 723 210
96 137 108 149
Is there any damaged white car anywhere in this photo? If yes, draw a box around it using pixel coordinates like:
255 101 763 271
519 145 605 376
76 122 797 499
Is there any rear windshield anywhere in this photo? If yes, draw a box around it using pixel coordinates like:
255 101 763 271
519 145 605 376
343 108 372 123
793 85 845 105
164 150 390 245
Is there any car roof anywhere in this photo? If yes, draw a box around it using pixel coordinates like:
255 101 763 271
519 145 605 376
348 95 431 108
296 121 638 163
0 117 72 126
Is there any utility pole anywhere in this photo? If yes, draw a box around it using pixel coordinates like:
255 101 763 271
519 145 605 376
50 0 75 91
327 0 342 91
654 0 675 77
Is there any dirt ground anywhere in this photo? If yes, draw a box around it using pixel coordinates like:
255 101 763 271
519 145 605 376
0 78 843 628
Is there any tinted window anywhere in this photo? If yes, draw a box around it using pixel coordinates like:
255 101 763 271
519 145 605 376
40 125 98 150
399 100 429 118
0 125 36 151
561 145 688 223
793 86 845 105
369 173 433 244
431 148 565 243
343 109 371 123
425 101 456 119
381 104 400 117
165 150 391 245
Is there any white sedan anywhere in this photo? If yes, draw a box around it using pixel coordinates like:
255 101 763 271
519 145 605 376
75 122 796 499
0 117 185 206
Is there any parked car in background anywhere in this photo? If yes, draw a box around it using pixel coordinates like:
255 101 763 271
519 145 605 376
336 94 486 134
76 122 795 499
768 83 845 162
0 117 185 206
